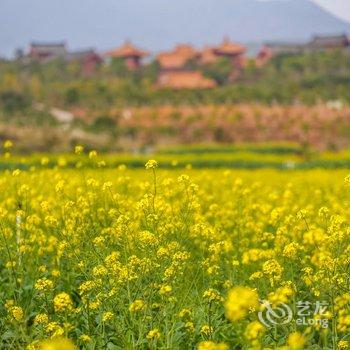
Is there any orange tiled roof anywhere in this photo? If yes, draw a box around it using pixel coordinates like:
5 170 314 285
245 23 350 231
199 46 219 65
158 71 217 89
156 52 189 70
173 44 198 59
106 41 149 58
214 37 246 56
157 43 199 69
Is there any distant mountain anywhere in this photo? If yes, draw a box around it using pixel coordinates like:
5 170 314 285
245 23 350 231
1 0 350 56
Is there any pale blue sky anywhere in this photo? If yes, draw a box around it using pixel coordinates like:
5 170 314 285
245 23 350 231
258 0 350 21
0 0 349 57
310 0 350 21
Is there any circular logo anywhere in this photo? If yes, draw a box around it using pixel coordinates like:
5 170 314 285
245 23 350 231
258 300 293 327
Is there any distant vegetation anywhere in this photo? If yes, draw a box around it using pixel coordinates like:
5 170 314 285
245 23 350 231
2 143 350 170
0 51 350 152
0 51 349 107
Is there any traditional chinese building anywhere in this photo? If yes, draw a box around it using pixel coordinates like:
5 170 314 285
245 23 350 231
157 52 190 72
156 44 216 89
28 42 67 62
199 46 219 65
106 41 149 70
172 44 199 61
156 44 198 71
308 34 350 51
213 37 246 69
265 34 350 57
65 50 102 76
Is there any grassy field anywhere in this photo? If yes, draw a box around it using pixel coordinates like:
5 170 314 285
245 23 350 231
0 150 350 349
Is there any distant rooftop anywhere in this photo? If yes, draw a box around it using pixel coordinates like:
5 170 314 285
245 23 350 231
173 44 198 59
65 49 101 61
30 42 66 49
106 41 149 58
157 53 189 70
214 37 246 56
29 42 67 58
310 33 349 48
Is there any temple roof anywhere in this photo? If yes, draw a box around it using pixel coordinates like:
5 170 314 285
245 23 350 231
65 49 101 62
157 44 198 69
156 52 189 70
173 44 198 59
214 37 246 56
309 34 349 48
29 42 67 55
106 41 149 58
30 42 66 49
199 46 219 65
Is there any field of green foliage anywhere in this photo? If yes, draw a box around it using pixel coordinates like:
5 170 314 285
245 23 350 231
1 143 350 171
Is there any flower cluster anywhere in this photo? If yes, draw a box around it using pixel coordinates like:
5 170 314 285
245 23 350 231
0 158 349 349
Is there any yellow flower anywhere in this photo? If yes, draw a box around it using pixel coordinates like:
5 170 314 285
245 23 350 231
232 260 240 267
74 145 84 155
178 308 192 318
159 284 172 295
35 278 54 291
41 157 49 165
203 288 223 302
185 321 195 333
79 281 96 295
225 286 259 322
12 169 21 177
262 259 283 279
5 299 14 310
147 328 161 340
283 243 300 259
145 160 158 169
45 322 61 333
57 157 67 167
244 321 265 340
79 334 91 342
197 341 229 350
345 175 350 184
40 337 76 350
93 236 105 246
268 285 294 306
287 332 307 350
200 325 214 335
53 292 74 313
338 340 349 349
5 261 16 269
3 140 13 149
9 306 24 321
34 313 49 325
89 300 101 310
102 311 114 322
129 300 146 312
89 150 97 159
51 269 61 278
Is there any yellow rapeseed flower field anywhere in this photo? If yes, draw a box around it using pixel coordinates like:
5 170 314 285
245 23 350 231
1 154 350 349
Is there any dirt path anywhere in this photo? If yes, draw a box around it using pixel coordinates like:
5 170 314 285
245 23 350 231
34 103 74 123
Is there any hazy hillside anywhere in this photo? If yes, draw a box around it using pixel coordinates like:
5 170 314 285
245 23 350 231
1 0 350 56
